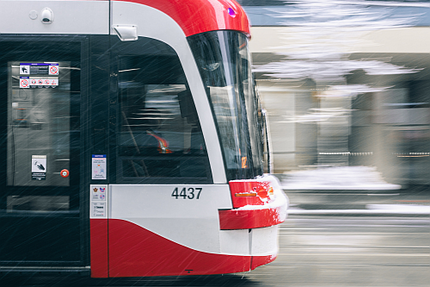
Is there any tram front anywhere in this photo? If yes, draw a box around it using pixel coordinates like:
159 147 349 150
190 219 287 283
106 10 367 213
90 0 288 278
189 30 289 269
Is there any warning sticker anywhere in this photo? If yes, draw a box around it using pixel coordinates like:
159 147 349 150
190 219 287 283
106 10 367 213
92 186 107 201
27 77 59 88
32 155 47 180
20 63 59 75
20 65 30 75
19 77 30 89
92 154 107 180
90 185 108 218
50 78 58 86
19 63 59 88
91 202 106 217
49 65 59 75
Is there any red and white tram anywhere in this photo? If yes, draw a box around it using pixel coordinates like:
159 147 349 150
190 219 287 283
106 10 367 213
0 0 288 278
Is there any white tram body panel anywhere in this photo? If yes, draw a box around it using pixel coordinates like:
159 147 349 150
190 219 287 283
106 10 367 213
102 179 287 256
0 1 109 34
109 184 233 254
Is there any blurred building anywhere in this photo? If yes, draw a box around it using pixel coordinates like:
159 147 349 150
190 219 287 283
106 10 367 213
238 0 430 186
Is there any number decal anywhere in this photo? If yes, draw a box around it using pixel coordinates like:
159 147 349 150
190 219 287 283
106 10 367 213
172 187 202 199
180 188 187 199
187 188 195 199
196 188 202 199
172 187 179 199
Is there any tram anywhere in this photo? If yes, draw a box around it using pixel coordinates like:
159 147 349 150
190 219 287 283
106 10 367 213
0 0 288 278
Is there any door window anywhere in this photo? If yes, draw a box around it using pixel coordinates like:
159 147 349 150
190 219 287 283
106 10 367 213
5 61 80 212
8 61 73 188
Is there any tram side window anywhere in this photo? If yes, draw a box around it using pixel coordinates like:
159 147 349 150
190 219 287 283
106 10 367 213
118 54 211 183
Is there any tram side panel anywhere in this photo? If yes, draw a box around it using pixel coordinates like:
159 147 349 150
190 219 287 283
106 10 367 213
108 185 252 277
91 181 287 277
90 178 287 277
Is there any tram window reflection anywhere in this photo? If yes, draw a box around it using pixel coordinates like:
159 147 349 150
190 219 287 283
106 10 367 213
117 51 211 183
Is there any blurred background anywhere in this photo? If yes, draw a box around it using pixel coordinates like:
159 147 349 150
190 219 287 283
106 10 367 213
238 0 430 190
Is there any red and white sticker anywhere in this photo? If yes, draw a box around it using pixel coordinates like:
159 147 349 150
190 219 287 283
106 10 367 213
60 169 69 178
49 65 59 75
20 78 30 88
30 77 59 87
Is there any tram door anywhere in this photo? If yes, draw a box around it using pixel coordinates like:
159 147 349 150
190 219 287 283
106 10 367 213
0 39 86 266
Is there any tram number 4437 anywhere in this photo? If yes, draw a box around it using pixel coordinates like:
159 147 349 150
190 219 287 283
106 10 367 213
171 187 202 199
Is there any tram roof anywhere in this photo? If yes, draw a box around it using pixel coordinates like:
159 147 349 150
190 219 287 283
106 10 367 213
117 0 251 38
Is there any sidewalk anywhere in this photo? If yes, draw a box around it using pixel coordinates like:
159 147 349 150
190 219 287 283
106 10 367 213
277 167 430 216
287 203 430 216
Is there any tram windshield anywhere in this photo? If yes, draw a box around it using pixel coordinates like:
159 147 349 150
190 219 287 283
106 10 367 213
188 31 264 180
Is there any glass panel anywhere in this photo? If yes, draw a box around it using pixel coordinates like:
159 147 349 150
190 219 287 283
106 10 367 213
7 61 72 187
117 52 211 182
0 39 82 264
188 31 263 180
7 195 69 212
241 37 265 176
